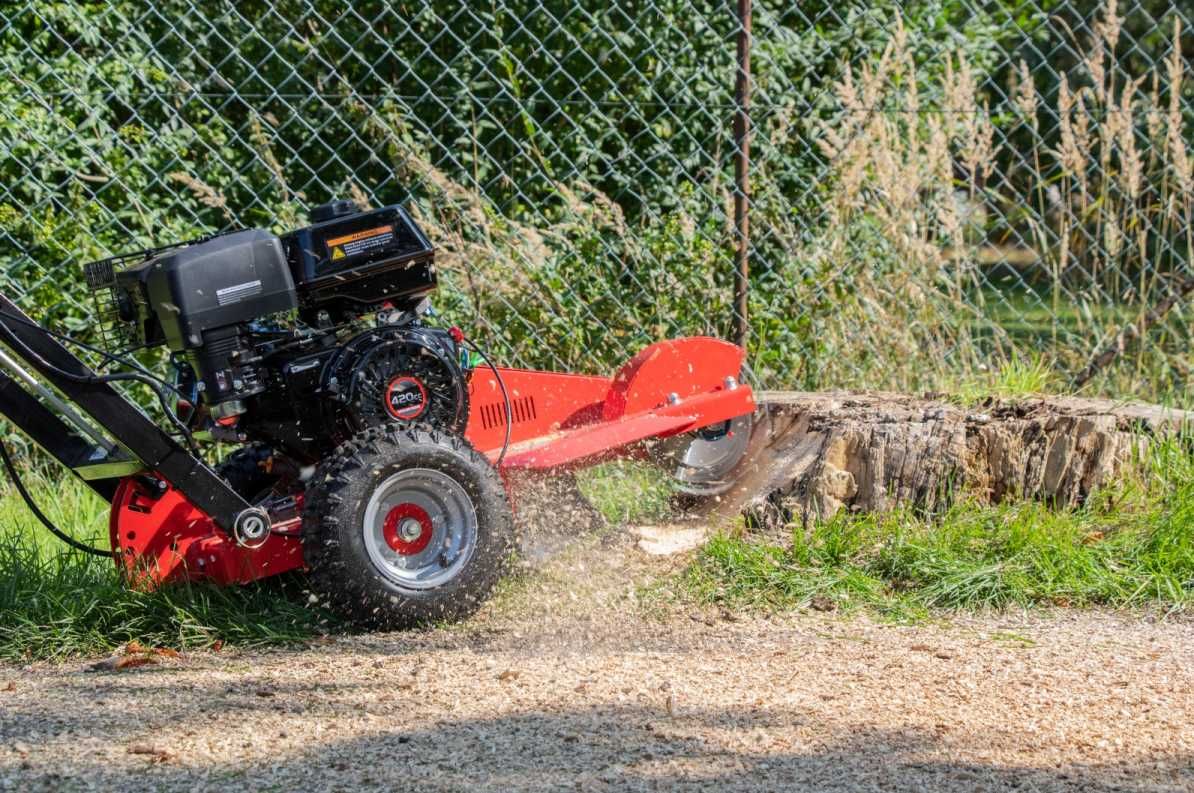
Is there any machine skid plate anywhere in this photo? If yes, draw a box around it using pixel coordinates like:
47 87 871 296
109 336 753 586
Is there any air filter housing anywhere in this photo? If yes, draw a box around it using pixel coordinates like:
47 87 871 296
282 203 436 321
116 229 296 350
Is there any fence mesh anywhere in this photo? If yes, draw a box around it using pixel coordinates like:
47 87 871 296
1 0 1191 400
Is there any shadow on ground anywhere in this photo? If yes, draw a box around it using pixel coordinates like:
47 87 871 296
6 695 1190 792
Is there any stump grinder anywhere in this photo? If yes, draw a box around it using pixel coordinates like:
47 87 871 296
0 200 755 626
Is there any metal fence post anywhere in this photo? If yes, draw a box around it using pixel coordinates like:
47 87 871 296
733 0 752 351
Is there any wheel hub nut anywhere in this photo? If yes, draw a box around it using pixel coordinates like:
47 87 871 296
398 517 423 542
381 502 435 556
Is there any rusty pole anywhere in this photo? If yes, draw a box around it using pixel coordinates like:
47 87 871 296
732 0 752 350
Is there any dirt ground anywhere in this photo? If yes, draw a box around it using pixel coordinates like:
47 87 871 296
1 528 1192 793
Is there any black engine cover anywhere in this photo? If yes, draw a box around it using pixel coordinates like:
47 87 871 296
282 205 435 321
119 229 296 351
323 326 468 436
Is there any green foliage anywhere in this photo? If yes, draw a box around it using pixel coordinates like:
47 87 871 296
680 437 1194 615
1 0 1186 398
0 1 1020 367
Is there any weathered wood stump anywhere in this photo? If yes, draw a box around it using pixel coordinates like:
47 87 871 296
712 391 1193 529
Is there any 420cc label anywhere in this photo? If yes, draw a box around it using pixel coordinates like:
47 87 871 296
384 375 428 420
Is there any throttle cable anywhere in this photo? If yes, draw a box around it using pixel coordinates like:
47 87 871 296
462 337 512 467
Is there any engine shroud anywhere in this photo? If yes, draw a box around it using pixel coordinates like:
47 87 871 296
250 324 468 459
84 201 464 460
88 205 436 414
327 325 468 435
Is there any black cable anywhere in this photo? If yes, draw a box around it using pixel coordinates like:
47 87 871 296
462 338 512 467
0 309 183 396
0 437 115 558
0 311 199 453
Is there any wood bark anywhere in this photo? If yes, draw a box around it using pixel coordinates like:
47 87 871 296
709 391 1194 529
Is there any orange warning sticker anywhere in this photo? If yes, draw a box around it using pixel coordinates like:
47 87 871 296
325 225 391 247
325 224 395 261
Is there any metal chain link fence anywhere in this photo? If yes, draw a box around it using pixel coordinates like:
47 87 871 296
1 1 1191 400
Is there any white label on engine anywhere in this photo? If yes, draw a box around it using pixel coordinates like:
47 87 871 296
215 279 263 306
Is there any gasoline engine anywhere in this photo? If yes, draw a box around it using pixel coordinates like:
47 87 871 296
85 200 468 460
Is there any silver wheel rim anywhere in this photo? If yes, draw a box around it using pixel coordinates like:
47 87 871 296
362 467 478 590
669 413 753 496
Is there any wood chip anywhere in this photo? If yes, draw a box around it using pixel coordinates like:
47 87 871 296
810 595 836 612
116 655 158 670
126 744 174 763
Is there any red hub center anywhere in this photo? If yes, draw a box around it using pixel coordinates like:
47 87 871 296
382 503 433 555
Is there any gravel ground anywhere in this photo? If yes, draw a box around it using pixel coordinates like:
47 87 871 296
1 530 1191 792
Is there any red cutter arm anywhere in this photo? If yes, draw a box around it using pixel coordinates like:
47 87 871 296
465 336 755 470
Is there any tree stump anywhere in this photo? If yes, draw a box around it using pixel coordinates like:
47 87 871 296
711 391 1194 529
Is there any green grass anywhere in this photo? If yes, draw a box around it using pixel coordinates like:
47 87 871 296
978 280 1132 348
978 279 1194 407
5 438 1192 659
0 461 674 661
0 470 326 661
946 351 1061 406
678 436 1194 618
576 460 675 525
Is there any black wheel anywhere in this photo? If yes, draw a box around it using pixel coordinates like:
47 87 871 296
303 425 514 628
216 445 278 502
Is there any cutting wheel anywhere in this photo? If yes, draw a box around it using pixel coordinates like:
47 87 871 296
664 412 754 497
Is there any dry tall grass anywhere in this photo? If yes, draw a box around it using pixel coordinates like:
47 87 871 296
801 0 1191 398
1021 4 1191 394
807 19 1007 389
